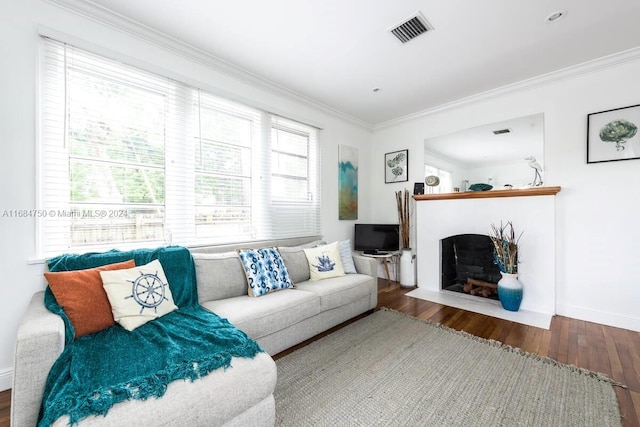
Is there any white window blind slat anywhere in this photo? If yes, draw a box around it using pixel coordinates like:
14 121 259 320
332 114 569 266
39 38 320 256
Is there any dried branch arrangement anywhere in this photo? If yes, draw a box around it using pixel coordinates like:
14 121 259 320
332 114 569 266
489 221 522 274
395 189 411 249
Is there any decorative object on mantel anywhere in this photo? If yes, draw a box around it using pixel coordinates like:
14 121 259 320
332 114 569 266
425 175 440 187
395 189 415 287
413 182 424 195
525 156 543 187
385 149 408 183
489 221 523 312
468 183 493 191
424 175 440 194
587 103 640 163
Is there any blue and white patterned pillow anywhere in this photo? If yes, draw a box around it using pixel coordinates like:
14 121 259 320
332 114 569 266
237 247 295 297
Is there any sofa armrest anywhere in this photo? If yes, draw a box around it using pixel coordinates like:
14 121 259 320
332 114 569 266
12 291 65 427
352 254 377 278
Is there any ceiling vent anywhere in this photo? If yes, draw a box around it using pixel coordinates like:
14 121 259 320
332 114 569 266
389 12 433 44
493 128 512 135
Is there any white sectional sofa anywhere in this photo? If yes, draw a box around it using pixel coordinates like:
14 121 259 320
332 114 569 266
192 238 378 355
12 237 378 426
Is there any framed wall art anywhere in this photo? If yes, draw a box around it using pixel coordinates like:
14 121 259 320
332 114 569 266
385 149 408 183
338 144 358 220
587 104 640 164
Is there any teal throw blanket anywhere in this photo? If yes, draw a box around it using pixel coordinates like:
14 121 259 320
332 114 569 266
39 246 262 426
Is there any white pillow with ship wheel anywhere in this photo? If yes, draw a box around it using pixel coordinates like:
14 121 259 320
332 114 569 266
100 259 178 331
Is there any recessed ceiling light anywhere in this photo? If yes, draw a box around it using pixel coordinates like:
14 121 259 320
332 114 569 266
545 10 567 23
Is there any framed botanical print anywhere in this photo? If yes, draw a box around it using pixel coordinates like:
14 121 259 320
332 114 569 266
587 104 640 164
385 149 408 183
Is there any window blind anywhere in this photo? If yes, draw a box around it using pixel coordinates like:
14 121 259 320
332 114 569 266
39 38 321 256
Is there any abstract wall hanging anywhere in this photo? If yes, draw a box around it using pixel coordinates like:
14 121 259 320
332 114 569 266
339 145 358 220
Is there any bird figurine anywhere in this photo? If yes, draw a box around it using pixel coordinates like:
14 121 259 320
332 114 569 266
525 156 543 187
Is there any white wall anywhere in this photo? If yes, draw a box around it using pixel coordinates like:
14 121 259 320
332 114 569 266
0 1 372 391
371 55 640 333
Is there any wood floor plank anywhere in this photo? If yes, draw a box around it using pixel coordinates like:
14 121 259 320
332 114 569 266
604 327 627 386
566 317 579 366
487 316 512 342
576 319 590 369
612 327 640 391
585 322 612 377
537 329 552 357
0 390 8 427
556 316 571 365
519 323 542 354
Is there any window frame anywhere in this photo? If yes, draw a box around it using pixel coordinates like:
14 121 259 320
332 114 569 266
38 38 321 257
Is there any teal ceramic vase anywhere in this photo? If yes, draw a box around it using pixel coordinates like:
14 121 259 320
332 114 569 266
497 272 523 311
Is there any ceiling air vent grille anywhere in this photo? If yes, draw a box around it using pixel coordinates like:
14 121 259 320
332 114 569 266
389 13 433 43
493 128 512 135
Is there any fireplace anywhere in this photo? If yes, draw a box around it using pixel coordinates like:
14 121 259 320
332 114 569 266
441 234 501 300
410 187 560 328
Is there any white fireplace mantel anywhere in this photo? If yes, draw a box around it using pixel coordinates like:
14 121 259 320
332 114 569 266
409 187 560 328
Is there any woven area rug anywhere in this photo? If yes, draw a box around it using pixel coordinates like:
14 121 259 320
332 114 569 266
274 308 622 426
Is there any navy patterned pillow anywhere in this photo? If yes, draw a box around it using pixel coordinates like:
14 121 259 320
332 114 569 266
237 247 295 297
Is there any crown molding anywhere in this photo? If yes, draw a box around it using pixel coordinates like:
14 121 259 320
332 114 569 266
373 46 640 131
42 0 373 131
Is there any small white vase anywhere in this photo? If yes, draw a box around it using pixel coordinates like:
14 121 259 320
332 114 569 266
399 249 415 287
497 272 523 312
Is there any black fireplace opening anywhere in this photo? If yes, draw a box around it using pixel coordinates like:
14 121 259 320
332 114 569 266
441 234 501 300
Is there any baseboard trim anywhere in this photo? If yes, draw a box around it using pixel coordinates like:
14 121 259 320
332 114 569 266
0 368 12 392
556 304 640 332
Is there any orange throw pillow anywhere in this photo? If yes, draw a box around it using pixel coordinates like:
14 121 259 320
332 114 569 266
44 260 135 338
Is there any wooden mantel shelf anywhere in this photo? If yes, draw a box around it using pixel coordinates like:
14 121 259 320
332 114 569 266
413 186 561 201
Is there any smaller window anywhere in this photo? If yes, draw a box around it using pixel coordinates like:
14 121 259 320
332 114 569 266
271 126 310 201
194 101 256 240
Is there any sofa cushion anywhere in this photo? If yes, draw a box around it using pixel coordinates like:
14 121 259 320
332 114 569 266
278 240 325 283
237 247 294 297
303 241 345 281
43 260 135 338
201 289 320 340
193 252 248 303
100 259 178 331
278 247 311 284
294 274 375 311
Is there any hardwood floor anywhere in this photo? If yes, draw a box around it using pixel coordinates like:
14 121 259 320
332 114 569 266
1 279 638 426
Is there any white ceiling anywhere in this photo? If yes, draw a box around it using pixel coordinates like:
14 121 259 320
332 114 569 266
85 0 640 126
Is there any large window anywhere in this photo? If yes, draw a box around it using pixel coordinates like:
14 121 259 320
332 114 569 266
39 39 320 256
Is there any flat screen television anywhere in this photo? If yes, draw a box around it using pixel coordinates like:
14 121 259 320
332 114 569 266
354 224 400 255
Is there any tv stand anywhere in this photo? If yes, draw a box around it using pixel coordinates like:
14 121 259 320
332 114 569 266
364 250 389 255
361 251 396 285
